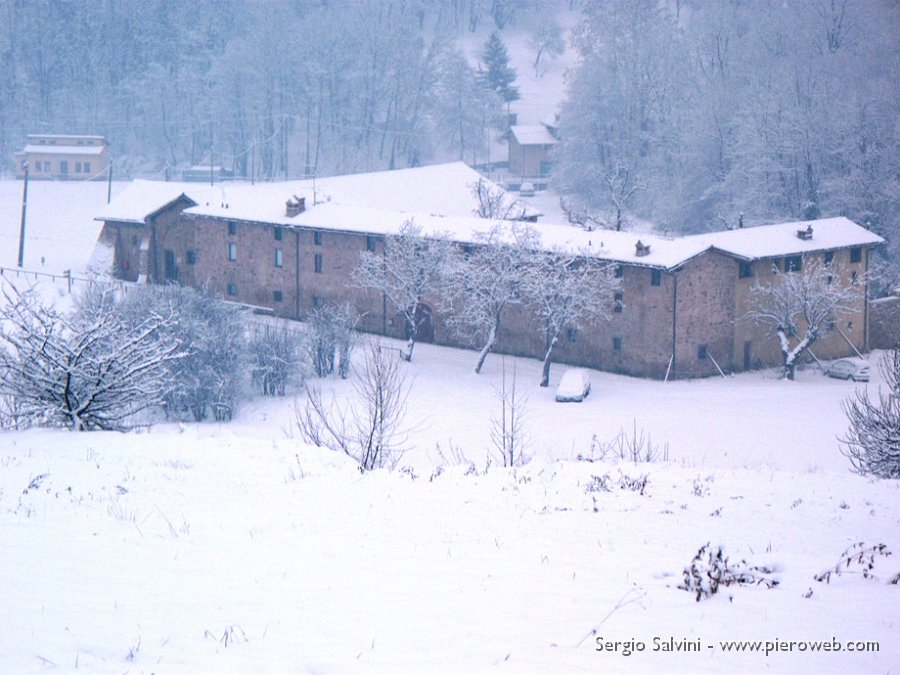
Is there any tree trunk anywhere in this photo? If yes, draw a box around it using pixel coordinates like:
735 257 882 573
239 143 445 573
540 334 559 387
474 323 497 374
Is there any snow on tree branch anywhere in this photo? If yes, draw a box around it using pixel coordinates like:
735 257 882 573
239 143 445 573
352 220 452 361
745 257 864 380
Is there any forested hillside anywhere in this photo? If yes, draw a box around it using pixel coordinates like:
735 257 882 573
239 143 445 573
1 0 897 280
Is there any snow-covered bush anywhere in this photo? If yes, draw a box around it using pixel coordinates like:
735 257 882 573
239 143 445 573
841 346 900 479
0 283 181 430
118 285 246 422
304 303 359 379
249 323 304 396
679 543 780 601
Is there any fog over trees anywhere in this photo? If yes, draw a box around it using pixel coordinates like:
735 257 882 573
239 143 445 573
1 0 896 274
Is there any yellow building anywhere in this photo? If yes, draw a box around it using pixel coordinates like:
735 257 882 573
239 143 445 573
14 134 109 180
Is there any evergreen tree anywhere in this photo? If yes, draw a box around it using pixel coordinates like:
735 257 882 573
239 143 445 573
479 32 520 106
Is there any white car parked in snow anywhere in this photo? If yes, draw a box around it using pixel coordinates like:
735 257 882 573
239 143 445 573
823 358 870 382
555 369 592 402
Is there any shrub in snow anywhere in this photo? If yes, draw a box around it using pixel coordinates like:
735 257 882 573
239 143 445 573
295 341 411 471
679 543 779 601
118 285 245 422
840 346 900 479
304 302 359 379
814 542 897 584
0 283 181 430
249 323 304 396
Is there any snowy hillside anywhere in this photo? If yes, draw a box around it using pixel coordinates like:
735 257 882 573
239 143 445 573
1 339 898 674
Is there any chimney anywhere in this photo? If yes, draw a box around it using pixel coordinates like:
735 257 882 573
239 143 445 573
285 195 306 217
635 240 651 257
796 224 813 240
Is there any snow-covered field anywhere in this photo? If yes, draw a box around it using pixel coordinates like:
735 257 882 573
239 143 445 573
0 180 127 276
1 333 898 674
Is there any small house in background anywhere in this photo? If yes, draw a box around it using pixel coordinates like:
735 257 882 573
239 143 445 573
507 122 558 178
181 164 234 182
14 134 109 180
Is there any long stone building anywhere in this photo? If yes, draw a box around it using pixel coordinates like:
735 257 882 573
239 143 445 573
95 162 884 379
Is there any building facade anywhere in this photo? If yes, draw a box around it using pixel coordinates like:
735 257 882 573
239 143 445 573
15 134 110 180
95 166 884 379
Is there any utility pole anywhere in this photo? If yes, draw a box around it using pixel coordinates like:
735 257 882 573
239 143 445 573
17 161 29 268
209 126 214 186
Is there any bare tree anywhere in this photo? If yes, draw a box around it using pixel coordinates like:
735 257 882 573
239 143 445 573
521 250 620 387
605 164 643 232
491 360 529 467
746 257 865 380
295 341 412 472
471 178 527 220
442 223 537 373
840 345 900 479
0 283 181 431
559 194 605 231
353 220 451 361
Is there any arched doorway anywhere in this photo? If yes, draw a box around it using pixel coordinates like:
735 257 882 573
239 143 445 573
411 303 434 343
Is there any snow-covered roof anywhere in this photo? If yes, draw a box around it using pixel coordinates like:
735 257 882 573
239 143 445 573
23 144 107 156
698 217 884 261
187 197 710 269
510 125 558 146
27 134 106 141
99 171 883 270
95 180 215 224
99 162 540 225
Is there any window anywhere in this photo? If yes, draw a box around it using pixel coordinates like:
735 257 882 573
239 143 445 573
850 247 862 263
59 160 68 174
783 255 802 272
367 235 378 252
698 344 708 360
228 242 237 261
738 262 754 279
314 253 323 273
566 328 578 342
314 231 323 246
228 221 237 236
83 161 91 174
186 250 197 264
274 227 283 241
614 292 623 313
614 264 624 279
824 251 834 266
227 283 237 296
651 269 662 286
275 248 283 268
75 161 82 173
851 271 858 285
273 290 283 303
612 336 622 351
